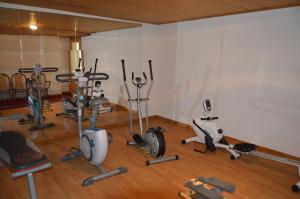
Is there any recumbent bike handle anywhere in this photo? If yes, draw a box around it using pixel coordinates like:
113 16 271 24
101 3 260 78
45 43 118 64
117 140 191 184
56 72 109 83
201 117 219 121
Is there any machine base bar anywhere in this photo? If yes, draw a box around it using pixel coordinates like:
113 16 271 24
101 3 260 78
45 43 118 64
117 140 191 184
28 123 55 131
146 155 179 166
249 151 300 167
81 167 127 187
61 149 83 161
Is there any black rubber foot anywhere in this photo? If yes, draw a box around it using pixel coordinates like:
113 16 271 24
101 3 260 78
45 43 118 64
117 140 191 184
230 155 236 160
291 184 300 192
175 155 180 160
145 161 150 166
181 140 187 144
107 133 113 144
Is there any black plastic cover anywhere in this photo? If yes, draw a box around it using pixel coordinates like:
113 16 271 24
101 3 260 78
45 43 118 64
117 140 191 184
0 131 47 170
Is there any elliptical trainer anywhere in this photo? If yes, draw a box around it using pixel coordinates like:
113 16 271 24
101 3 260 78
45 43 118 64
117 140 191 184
56 60 127 187
18 65 58 131
121 59 179 166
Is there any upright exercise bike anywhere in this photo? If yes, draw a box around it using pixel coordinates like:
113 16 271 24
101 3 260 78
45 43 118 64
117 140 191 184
182 99 300 192
56 62 127 187
121 59 179 166
56 58 90 118
18 65 58 131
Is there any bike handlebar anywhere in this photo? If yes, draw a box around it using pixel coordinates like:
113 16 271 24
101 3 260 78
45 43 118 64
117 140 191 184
56 72 109 83
19 67 59 73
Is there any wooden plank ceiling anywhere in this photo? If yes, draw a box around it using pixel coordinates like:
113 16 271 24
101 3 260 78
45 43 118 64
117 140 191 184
0 7 141 38
2 0 300 24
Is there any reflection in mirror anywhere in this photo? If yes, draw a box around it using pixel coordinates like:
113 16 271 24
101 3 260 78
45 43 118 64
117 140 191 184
0 6 141 107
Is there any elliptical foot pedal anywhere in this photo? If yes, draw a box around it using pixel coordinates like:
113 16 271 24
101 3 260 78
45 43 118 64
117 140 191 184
145 155 179 166
81 166 128 187
132 134 146 146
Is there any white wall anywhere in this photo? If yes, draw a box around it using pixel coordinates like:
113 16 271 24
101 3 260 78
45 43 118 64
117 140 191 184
166 7 300 157
81 7 300 157
81 27 143 106
81 24 176 116
0 34 70 97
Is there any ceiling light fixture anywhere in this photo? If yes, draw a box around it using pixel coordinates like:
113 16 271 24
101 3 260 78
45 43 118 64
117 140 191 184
29 24 38 30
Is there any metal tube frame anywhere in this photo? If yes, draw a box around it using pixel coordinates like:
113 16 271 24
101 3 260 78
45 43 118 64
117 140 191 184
12 162 52 199
27 173 36 199
136 85 144 134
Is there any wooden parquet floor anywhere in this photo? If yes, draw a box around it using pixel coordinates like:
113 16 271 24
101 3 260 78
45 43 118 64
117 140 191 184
0 102 299 199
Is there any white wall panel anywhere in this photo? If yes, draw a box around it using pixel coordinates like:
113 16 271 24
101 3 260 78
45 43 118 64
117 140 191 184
81 7 300 157
173 7 300 157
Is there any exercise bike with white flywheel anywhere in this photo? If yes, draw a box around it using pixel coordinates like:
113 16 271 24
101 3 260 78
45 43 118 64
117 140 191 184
56 62 127 187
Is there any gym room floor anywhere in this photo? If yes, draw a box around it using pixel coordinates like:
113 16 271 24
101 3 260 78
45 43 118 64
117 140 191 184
0 102 299 199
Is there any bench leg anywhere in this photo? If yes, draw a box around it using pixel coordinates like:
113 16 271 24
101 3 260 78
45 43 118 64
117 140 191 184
27 173 36 199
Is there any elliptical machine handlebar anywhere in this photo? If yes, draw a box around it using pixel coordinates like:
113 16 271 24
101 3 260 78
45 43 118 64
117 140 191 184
121 59 126 81
121 59 154 98
131 72 147 87
148 60 153 81
121 59 150 87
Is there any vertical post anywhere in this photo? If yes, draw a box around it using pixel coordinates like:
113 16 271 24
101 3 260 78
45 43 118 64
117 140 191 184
89 101 98 129
128 100 133 134
77 86 83 141
136 85 143 134
145 100 149 130
27 173 36 199
36 73 43 125
145 60 153 130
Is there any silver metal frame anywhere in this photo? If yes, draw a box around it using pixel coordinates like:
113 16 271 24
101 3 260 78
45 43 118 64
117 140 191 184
57 63 127 186
121 59 179 166
12 162 52 199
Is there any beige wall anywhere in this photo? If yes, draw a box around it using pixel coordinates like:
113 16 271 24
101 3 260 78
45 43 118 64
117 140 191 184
0 34 70 97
